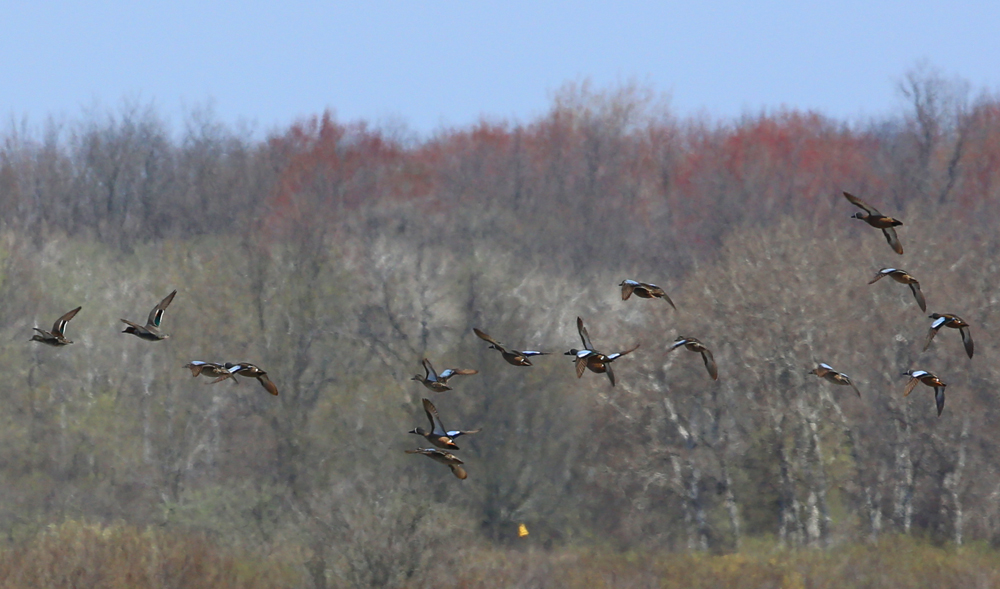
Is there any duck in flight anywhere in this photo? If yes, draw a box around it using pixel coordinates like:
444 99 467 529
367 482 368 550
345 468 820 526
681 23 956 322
902 369 947 416
843 192 903 255
810 362 861 397
868 268 926 312
924 313 974 358
474 328 549 366
31 306 82 346
619 279 676 310
406 447 468 479
564 317 639 387
411 358 478 392
667 336 719 380
409 398 481 450
121 290 177 341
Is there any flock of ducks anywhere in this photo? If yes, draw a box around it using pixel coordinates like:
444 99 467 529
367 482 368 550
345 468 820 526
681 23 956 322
30 189 976 482
808 192 973 416
405 282 717 479
406 191 978 479
32 289 280 396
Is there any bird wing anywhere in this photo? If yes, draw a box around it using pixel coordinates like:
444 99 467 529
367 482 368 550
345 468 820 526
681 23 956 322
620 282 635 300
849 380 861 398
473 328 501 347
667 339 687 353
574 356 588 378
577 317 594 350
909 283 927 312
881 227 904 255
868 270 890 285
662 293 677 311
605 362 616 386
935 387 946 416
701 349 719 380
843 191 880 215
120 318 145 332
422 358 438 380
256 374 279 396
960 326 974 358
147 290 177 327
422 398 447 435
52 306 82 336
924 325 941 351
902 376 920 397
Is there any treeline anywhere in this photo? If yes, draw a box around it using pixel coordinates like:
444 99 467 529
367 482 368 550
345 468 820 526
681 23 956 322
0 67 999 586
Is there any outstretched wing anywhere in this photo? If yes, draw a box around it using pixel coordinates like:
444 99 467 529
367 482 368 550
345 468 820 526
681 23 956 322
422 398 447 435
960 326 974 358
935 387 946 416
662 293 678 311
577 317 594 350
882 227 904 255
473 328 501 347
605 362 616 387
902 376 920 397
256 374 279 396
868 269 891 285
701 349 719 381
667 339 688 353
620 281 635 300
909 283 927 312
607 344 640 361
422 358 438 380
52 306 82 337
147 290 177 327
924 325 942 351
574 355 588 378
843 191 881 215
849 380 861 398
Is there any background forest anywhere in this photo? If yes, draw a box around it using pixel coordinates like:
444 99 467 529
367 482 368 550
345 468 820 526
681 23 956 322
1 68 999 587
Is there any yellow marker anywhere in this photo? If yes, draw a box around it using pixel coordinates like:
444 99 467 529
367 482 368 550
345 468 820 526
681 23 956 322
518 523 529 538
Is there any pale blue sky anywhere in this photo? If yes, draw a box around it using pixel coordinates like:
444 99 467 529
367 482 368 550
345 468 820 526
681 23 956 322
4 1 998 135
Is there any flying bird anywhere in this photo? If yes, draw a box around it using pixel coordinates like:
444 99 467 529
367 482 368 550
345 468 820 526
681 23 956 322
667 336 719 380
121 290 177 341
474 328 549 366
810 363 861 397
30 306 82 346
411 358 477 392
565 317 639 387
902 369 947 416
924 313 974 358
843 192 904 255
868 268 926 312
213 362 279 395
406 447 468 479
619 279 677 310
409 398 481 450
184 361 238 383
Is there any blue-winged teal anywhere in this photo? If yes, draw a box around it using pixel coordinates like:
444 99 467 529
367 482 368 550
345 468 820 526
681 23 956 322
667 336 718 380
564 317 639 387
924 313 973 358
810 363 861 397
902 369 947 416
843 192 903 255
474 328 549 366
406 447 467 479
185 361 238 383
121 290 177 341
31 306 82 346
869 268 926 312
409 397 481 450
212 362 279 395
619 279 677 310
411 358 477 392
